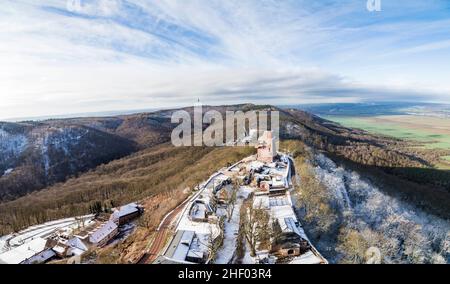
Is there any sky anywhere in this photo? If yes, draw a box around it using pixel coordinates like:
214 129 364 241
1 0 450 119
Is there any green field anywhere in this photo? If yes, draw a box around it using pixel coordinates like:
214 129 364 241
324 115 450 150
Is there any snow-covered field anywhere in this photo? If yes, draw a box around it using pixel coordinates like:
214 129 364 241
313 154 450 263
0 215 95 253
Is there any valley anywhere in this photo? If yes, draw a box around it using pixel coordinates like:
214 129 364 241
0 104 449 264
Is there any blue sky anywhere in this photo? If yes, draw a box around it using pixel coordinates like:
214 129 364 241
1 0 449 119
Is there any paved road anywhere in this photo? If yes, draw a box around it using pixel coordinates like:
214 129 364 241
137 198 190 264
137 172 222 264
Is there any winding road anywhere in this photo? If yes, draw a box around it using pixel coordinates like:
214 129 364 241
138 198 190 264
137 172 223 264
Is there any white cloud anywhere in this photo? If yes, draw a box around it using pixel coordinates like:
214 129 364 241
0 0 449 120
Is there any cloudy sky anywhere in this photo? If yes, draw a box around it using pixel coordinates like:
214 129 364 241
1 0 450 119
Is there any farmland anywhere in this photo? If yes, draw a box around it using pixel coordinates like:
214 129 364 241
323 115 450 150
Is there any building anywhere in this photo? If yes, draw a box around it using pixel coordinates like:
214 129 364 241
189 200 213 222
0 238 55 264
255 131 277 163
271 231 310 258
52 243 70 258
110 202 144 225
48 232 90 258
89 220 118 247
162 230 207 264
66 237 89 256
288 250 327 264
153 255 191 264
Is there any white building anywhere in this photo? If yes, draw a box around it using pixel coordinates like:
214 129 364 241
110 202 143 225
162 230 208 264
89 220 118 247
67 237 89 256
0 238 55 264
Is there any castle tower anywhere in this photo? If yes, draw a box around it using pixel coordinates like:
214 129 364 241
255 131 277 163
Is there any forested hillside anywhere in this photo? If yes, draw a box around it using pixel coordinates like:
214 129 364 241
283 140 449 264
0 144 254 234
0 122 136 201
1 104 449 235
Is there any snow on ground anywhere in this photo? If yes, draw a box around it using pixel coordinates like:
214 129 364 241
177 211 220 239
1 215 95 251
215 186 253 264
191 203 208 219
0 129 28 158
177 209 218 238
239 186 253 199
313 153 450 263
289 251 324 264
215 185 257 264
241 242 255 264
2 168 13 176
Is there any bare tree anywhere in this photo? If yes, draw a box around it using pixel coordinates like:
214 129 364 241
202 218 224 263
226 180 239 222
241 200 271 257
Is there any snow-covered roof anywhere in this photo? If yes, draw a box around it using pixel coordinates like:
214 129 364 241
271 176 286 188
154 256 192 264
89 220 117 244
67 237 88 252
253 195 270 209
271 205 297 221
270 204 311 240
186 235 207 260
283 218 309 241
165 230 195 261
289 250 324 264
177 212 220 238
0 238 49 264
52 245 66 254
25 249 55 264
215 174 230 183
114 203 140 218
269 196 290 207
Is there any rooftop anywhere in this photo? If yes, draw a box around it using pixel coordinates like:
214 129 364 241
0 238 49 264
165 230 195 262
112 202 141 219
289 250 325 264
89 220 117 244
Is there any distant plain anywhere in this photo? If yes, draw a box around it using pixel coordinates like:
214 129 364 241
323 114 450 169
